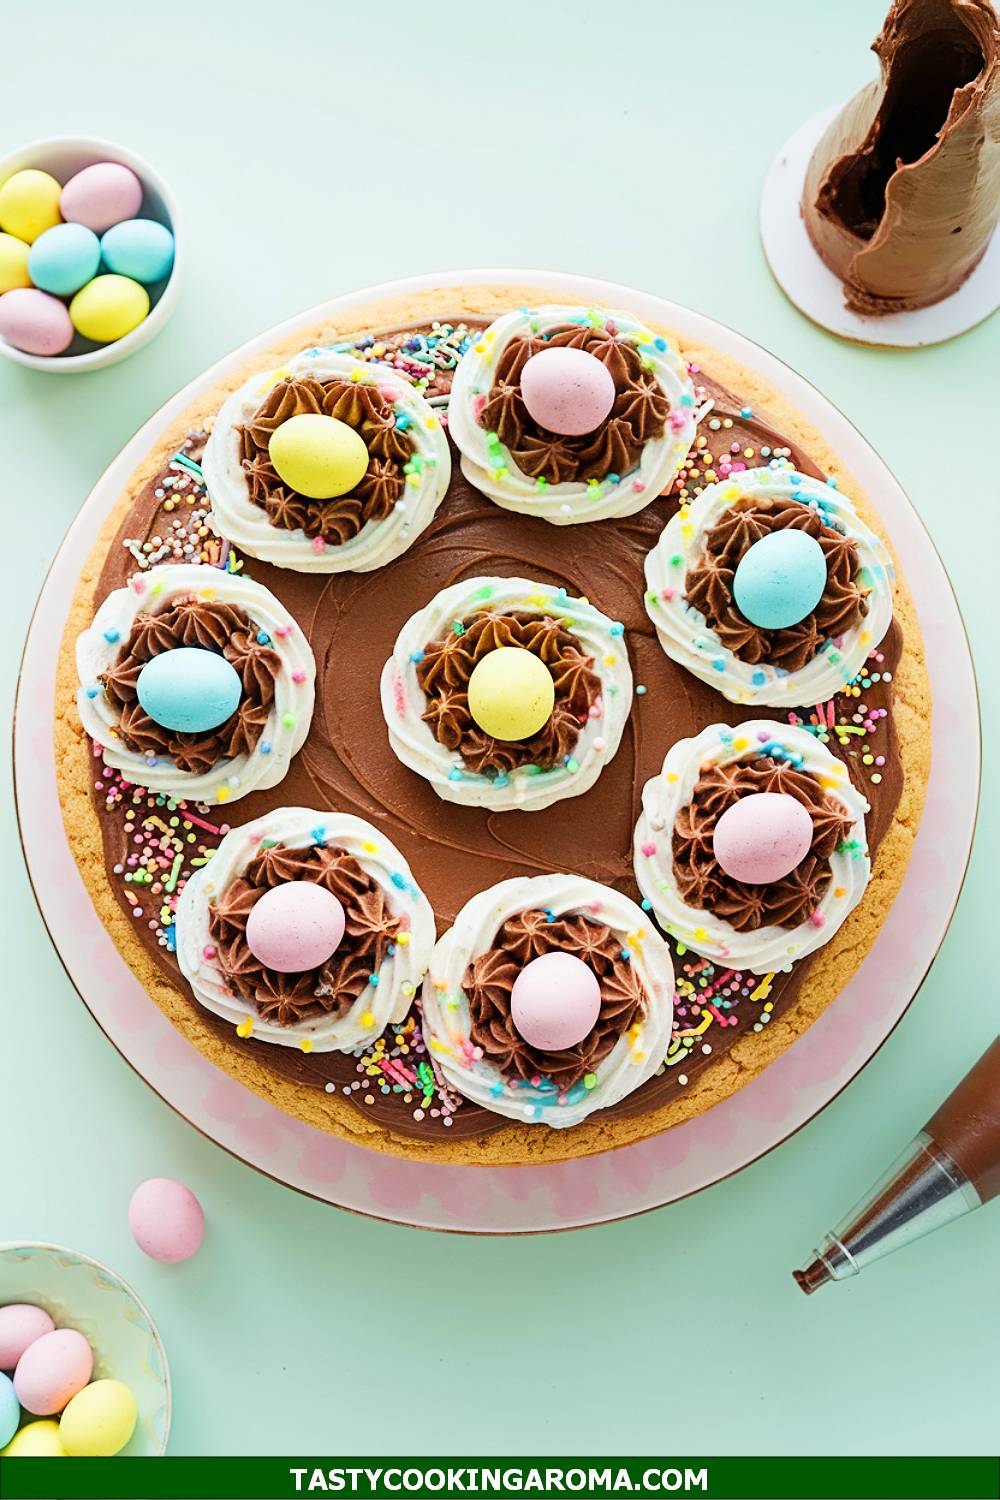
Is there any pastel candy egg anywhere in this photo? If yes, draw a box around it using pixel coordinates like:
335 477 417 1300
0 1303 55 1369
511 951 602 1052
246 881 346 972
0 287 74 355
712 791 814 885
0 233 31 294
0 1372 19 1449
60 162 143 234
14 1329 92 1416
268 413 369 500
0 169 62 243
1 1419 66 1457
128 1177 205 1263
732 528 828 630
520 346 617 436
136 646 242 733
467 647 555 742
29 223 101 296
101 218 174 284
59 1379 137 1457
69 274 149 343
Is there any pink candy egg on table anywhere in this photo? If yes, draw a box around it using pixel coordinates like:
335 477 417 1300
59 162 142 235
13 1329 92 1416
245 880 346 972
128 1177 205 1264
511 951 602 1052
0 287 73 355
712 791 814 885
520 345 617 436
0 1304 55 1370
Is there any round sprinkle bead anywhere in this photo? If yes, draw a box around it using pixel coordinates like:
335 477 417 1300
520 346 616 436
511 951 601 1052
245 880 346 972
467 647 555 742
712 791 814 884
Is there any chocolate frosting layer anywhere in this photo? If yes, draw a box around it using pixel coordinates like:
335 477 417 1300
684 496 866 671
416 609 601 774
464 909 644 1089
480 323 669 482
238 376 414 542
803 0 1000 314
103 594 280 773
88 323 904 1144
672 757 855 932
208 843 397 1026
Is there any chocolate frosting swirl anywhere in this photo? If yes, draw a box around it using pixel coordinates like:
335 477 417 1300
684 497 867 670
208 843 398 1027
479 323 670 484
464 909 645 1089
415 609 601 774
237 376 414 543
102 595 280 774
672 757 855 931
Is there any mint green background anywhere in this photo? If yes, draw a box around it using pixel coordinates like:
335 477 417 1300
2 0 997 1458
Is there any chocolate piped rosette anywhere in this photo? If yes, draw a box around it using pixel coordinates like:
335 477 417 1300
201 350 451 572
380 575 633 809
421 875 675 1126
447 305 699 523
76 563 315 804
644 466 895 706
175 808 435 1050
634 721 871 973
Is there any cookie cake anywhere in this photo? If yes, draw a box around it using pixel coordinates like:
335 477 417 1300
55 282 930 1166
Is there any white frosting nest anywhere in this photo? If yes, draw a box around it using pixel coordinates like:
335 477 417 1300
447 305 698 524
175 807 436 1051
421 875 675 1127
633 720 871 974
201 350 451 573
379 575 633 811
643 466 895 706
76 563 315 804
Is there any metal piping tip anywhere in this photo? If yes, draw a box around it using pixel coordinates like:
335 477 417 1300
793 1257 832 1295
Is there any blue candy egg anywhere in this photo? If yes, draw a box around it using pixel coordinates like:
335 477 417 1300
28 222 101 296
0 1370 19 1450
136 647 242 734
732 528 828 630
100 218 174 285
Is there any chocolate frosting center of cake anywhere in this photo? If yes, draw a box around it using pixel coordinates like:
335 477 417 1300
464 909 645 1089
672 757 855 931
416 609 602 774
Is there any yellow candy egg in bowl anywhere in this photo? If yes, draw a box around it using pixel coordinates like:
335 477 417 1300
0 1242 170 1456
0 135 181 373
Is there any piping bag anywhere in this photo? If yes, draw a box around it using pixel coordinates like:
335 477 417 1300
795 1035 1000 1293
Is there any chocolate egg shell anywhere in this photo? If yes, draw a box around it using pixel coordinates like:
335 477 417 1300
136 646 242 734
60 162 142 235
0 287 74 356
13 1329 92 1417
732 528 828 630
29 222 101 297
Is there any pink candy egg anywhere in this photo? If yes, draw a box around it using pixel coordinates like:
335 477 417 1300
520 346 617 436
0 287 73 355
0 1305 55 1370
60 163 143 235
712 791 814 885
510 951 602 1052
14 1329 92 1416
245 880 346 972
128 1177 205 1263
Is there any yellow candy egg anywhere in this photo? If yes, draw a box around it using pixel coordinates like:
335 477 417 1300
0 169 62 243
0 232 31 293
69 274 149 343
59 1379 137 1457
1 1419 66 1457
467 647 555 742
268 413 369 500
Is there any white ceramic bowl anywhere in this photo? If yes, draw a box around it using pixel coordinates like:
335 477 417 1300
0 1242 171 1454
0 135 181 373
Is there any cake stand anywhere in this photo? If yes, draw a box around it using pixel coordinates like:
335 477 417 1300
15 270 980 1233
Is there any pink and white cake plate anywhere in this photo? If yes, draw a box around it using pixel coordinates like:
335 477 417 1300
14 270 980 1234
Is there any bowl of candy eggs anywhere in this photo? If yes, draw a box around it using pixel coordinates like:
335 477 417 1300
0 135 180 372
0 1243 170 1457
